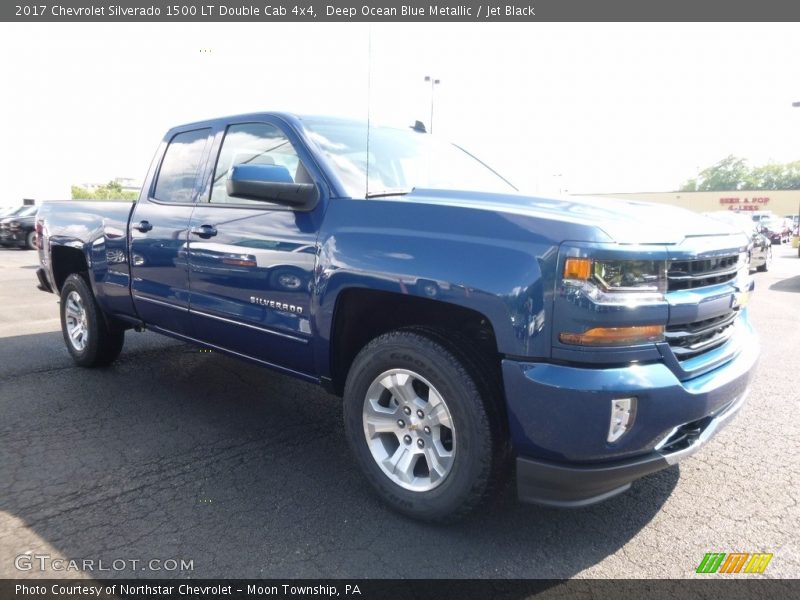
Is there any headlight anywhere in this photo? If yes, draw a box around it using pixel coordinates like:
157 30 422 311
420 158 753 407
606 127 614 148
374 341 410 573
592 259 666 292
563 257 666 304
9 221 20 229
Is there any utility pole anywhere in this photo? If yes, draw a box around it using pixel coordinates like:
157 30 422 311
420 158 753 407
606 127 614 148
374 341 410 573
794 102 800 228
424 75 441 133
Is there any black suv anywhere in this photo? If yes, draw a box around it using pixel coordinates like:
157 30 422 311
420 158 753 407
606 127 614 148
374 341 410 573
0 205 38 250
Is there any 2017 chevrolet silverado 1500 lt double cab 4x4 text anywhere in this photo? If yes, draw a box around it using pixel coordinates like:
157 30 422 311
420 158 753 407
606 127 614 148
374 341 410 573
36 113 758 521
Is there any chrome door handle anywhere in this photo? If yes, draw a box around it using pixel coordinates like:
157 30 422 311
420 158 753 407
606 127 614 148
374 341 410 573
190 225 218 238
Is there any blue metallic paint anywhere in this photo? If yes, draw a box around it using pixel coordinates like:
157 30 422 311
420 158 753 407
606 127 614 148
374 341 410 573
36 112 761 505
37 200 136 320
129 201 195 334
503 316 757 462
311 194 583 375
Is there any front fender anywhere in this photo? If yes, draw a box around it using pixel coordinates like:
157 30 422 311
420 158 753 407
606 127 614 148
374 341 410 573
311 197 574 375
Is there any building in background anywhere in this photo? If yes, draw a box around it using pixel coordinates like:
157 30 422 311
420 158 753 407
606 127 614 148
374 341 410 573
578 190 799 218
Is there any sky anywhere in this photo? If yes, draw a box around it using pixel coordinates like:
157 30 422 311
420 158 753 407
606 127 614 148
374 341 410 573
2 22 800 203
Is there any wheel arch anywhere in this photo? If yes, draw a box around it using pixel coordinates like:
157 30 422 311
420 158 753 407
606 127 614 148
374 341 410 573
324 288 501 397
51 245 90 292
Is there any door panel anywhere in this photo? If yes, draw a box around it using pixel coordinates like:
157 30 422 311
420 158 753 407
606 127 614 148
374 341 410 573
129 202 194 332
187 120 322 374
188 208 317 371
130 127 211 334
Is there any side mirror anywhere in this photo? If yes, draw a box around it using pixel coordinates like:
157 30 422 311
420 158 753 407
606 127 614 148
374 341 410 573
226 164 319 210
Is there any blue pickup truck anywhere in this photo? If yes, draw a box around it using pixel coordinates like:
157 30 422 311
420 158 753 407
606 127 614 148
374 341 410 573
36 113 758 521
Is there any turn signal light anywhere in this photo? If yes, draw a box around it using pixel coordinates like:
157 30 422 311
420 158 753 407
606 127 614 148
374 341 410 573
559 325 664 347
563 257 592 280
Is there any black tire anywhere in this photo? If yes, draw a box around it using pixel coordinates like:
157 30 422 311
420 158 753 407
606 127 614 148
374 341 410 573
60 273 125 367
25 230 36 250
343 329 507 522
757 248 771 272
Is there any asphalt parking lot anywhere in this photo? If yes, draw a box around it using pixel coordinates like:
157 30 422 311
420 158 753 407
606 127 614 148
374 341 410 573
1 244 798 579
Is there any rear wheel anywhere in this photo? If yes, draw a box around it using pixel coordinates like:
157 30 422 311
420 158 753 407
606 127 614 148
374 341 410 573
60 274 125 367
343 330 506 522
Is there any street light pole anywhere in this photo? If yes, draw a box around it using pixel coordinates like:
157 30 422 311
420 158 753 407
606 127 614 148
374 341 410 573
794 102 800 230
424 75 440 133
552 173 563 195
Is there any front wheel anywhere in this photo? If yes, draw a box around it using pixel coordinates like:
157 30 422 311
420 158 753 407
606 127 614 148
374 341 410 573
343 330 506 522
25 230 37 250
60 273 125 367
757 247 772 272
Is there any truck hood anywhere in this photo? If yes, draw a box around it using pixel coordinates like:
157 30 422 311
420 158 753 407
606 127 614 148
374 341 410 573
405 189 740 245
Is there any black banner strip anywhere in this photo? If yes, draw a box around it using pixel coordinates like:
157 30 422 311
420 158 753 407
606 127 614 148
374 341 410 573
4 0 800 22
2 579 799 600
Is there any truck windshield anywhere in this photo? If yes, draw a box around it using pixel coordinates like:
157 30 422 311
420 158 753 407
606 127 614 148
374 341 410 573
302 118 517 199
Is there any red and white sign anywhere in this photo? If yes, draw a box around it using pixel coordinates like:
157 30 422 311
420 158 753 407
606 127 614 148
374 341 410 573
719 196 770 211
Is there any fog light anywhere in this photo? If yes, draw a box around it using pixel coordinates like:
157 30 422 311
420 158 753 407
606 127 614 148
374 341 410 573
608 397 636 443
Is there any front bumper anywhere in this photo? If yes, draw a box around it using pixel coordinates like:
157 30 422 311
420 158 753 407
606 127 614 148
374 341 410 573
504 320 758 507
516 390 747 507
36 267 54 293
0 230 23 245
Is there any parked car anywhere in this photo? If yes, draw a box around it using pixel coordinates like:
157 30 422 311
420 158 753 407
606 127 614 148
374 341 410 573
0 206 21 218
0 205 38 249
749 211 776 224
703 211 771 272
1 205 33 219
786 215 800 239
36 113 758 521
759 218 791 245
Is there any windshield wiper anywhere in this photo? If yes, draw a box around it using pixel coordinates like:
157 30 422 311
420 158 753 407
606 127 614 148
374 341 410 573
365 188 413 198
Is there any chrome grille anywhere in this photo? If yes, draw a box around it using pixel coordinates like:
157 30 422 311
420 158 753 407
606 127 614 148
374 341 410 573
667 255 739 291
658 416 712 454
665 310 738 361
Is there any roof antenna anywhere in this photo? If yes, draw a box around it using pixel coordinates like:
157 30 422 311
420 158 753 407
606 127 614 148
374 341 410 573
365 27 372 198
410 120 427 133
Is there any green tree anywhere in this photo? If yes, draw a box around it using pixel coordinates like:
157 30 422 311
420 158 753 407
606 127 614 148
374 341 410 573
70 185 91 199
680 156 800 191
747 163 784 190
680 155 749 191
785 161 800 189
71 180 137 201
